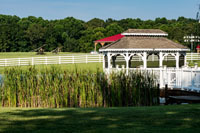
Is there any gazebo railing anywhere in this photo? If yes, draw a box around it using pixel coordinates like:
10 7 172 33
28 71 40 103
104 67 200 91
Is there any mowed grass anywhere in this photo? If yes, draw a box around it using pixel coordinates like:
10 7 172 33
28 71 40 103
188 61 200 67
0 52 88 59
0 104 200 132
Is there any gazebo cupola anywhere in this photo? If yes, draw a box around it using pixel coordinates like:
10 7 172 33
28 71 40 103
99 29 190 70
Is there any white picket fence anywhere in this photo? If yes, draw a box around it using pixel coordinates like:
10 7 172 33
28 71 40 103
0 53 199 67
0 54 103 66
186 53 200 61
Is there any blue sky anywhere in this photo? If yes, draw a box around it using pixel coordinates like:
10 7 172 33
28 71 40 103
0 0 200 21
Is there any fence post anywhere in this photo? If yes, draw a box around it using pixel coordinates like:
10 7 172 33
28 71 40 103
180 68 185 90
32 57 34 65
99 54 101 62
5 59 7 66
59 56 61 64
86 55 88 63
152 54 154 61
18 58 21 66
72 56 74 64
45 57 48 65
191 68 194 89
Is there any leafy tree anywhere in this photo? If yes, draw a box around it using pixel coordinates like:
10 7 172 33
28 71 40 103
26 23 46 50
86 18 105 28
0 14 199 52
105 23 124 37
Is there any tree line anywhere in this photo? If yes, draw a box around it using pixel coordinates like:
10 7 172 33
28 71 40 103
0 14 199 52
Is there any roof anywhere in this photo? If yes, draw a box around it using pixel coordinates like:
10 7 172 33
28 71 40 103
122 29 168 36
100 36 189 51
123 29 167 34
94 34 124 43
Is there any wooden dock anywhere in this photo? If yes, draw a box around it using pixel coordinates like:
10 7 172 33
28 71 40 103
160 85 200 104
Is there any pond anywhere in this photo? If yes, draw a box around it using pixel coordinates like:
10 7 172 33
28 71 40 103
0 75 2 84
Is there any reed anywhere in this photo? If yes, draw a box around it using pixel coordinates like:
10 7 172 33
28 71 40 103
0 66 159 108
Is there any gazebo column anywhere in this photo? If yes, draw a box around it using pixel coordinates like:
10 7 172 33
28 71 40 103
125 53 131 74
125 53 131 69
142 52 147 69
107 53 112 69
176 52 180 69
184 53 187 67
159 52 163 67
103 54 105 69
94 42 98 52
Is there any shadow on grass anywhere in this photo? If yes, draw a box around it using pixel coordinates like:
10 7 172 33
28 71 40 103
0 105 200 133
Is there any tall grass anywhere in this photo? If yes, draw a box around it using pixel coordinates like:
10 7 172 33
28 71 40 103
0 66 159 108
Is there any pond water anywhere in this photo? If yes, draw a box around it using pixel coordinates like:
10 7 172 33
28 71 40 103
0 75 2 84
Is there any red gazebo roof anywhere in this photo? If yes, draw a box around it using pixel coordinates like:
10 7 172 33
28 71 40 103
197 45 200 49
94 34 124 43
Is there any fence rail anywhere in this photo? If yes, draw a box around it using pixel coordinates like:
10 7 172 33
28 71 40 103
0 54 103 67
0 53 200 67
186 53 200 61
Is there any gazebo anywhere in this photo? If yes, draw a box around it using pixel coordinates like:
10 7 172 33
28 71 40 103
99 29 190 71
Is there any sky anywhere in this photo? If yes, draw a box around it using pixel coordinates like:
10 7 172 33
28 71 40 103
0 0 200 21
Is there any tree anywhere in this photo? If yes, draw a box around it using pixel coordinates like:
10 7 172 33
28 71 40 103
86 18 105 28
26 23 46 51
0 14 198 52
105 23 124 37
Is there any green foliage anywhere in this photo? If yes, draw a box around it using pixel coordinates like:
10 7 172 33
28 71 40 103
85 18 105 28
0 66 159 108
105 23 124 37
0 14 199 52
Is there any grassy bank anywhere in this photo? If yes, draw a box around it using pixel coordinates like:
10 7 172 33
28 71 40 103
0 104 200 132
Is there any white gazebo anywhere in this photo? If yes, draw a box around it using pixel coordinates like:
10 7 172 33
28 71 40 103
99 29 200 89
99 29 190 71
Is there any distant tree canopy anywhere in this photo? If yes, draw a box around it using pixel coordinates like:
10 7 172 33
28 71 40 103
0 14 199 52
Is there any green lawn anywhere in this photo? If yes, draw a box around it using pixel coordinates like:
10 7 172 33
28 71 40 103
188 61 200 67
0 52 88 59
0 52 102 74
0 104 200 132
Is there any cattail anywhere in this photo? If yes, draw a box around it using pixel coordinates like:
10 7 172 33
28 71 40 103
0 65 159 108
